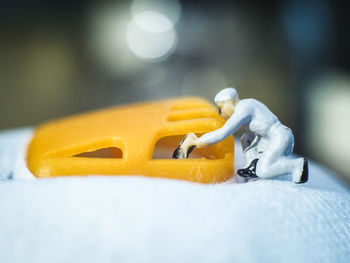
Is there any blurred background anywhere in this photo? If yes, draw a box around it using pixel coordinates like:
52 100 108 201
0 0 349 184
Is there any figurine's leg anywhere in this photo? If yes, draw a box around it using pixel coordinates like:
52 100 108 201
257 155 304 182
255 127 307 183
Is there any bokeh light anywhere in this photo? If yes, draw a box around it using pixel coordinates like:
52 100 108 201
307 74 350 177
131 0 182 24
87 2 131 76
126 11 177 60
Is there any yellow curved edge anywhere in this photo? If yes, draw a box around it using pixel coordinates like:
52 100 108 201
27 97 235 183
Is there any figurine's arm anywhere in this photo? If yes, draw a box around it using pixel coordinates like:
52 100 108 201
196 104 251 147
172 102 252 159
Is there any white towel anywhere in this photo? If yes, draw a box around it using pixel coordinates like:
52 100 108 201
1 128 350 263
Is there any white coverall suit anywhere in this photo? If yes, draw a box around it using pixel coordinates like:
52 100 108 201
197 98 304 181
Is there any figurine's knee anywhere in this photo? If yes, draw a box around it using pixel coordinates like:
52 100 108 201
256 161 271 179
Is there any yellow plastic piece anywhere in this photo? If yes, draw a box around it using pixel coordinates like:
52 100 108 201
27 97 235 183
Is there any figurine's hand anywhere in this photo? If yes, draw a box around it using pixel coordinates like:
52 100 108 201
172 133 198 159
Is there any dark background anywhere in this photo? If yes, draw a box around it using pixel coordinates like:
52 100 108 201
1 0 349 184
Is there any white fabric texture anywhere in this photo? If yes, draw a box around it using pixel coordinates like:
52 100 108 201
1 128 350 263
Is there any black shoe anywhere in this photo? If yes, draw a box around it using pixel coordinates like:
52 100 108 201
296 158 308 184
237 159 259 178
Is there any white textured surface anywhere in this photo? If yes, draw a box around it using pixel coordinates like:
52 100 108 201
1 128 350 263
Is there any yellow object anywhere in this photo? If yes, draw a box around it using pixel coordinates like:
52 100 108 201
27 97 235 183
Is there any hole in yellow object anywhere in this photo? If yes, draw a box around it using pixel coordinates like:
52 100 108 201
73 147 123 158
152 135 224 159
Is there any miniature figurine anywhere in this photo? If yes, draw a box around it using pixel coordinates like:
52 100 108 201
173 87 308 183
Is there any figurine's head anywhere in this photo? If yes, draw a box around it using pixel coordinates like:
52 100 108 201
214 87 239 120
